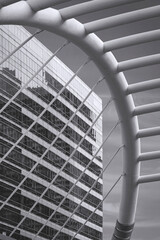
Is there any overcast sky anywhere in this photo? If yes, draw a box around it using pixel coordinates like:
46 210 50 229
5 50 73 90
24 0 160 239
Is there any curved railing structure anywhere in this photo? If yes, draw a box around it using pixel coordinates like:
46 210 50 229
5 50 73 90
0 1 160 239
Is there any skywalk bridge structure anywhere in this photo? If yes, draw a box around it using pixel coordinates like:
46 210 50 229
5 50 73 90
0 0 160 240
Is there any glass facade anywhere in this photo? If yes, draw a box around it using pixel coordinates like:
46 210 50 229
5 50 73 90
0 25 103 240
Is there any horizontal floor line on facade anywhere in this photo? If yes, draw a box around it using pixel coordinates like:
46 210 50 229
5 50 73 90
0 91 102 147
22 129 102 167
0 185 102 218
0 152 102 204
0 133 102 180
0 198 102 233
0 103 102 168
22 86 102 136
22 85 96 126
21 169 103 200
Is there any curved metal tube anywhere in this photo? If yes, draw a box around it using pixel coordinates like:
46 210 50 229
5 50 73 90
104 29 160 51
84 5 160 33
0 1 141 237
59 0 144 19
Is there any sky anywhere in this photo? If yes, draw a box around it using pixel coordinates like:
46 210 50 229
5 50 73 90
24 0 160 239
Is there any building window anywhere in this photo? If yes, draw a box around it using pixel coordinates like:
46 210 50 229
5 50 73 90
9 190 35 211
32 203 53 219
19 136 46 157
20 218 43 234
44 151 65 169
33 164 56 182
39 225 58 239
0 205 23 227
22 178 45 196
0 162 23 186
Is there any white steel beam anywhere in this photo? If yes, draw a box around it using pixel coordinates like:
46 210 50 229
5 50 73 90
60 0 144 19
138 173 160 184
127 78 160 94
84 5 160 33
137 127 160 138
138 151 160 161
118 54 160 72
134 102 160 115
104 29 160 51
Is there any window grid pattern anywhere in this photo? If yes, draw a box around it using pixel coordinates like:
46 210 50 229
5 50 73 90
0 25 103 240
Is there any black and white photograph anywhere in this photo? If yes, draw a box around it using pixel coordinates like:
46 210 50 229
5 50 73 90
0 1 160 240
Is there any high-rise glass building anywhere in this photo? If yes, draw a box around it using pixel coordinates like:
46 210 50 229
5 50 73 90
0 25 103 240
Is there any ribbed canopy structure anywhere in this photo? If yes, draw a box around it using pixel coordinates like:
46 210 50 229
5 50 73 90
0 1 160 239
